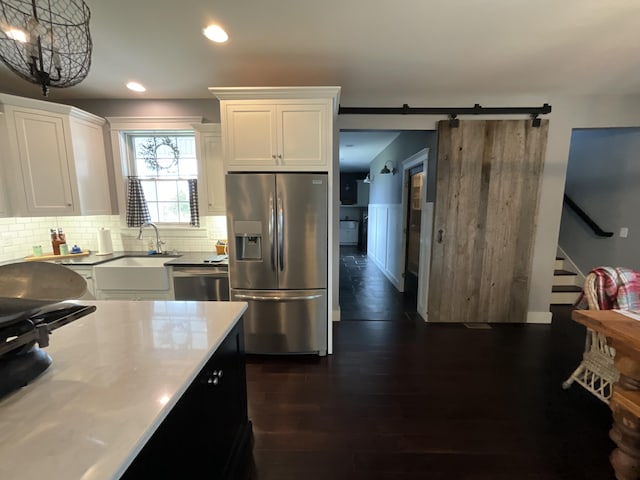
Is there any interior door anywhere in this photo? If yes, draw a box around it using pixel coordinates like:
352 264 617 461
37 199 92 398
428 119 549 323
404 169 423 297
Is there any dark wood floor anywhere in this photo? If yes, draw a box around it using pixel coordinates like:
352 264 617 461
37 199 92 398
246 248 614 479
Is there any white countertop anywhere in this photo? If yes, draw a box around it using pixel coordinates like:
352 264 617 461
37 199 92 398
0 300 247 480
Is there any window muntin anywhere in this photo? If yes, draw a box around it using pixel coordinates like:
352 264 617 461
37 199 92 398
126 132 197 224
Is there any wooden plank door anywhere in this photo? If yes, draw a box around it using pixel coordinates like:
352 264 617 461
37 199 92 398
428 119 548 323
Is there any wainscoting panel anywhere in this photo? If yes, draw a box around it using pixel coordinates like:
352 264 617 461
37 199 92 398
368 203 403 290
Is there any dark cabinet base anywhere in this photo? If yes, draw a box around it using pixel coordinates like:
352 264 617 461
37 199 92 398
122 320 252 479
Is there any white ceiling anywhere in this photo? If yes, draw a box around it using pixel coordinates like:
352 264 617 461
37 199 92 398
2 0 640 101
2 1 639 170
340 131 401 172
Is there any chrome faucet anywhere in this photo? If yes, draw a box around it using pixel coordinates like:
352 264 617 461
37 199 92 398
137 222 165 254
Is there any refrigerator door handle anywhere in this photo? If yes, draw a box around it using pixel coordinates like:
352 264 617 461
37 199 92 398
234 293 322 301
278 197 284 272
269 193 276 272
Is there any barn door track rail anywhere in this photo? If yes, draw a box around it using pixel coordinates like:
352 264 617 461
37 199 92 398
338 103 552 127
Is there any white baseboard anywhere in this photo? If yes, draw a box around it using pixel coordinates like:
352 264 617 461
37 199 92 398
526 311 553 324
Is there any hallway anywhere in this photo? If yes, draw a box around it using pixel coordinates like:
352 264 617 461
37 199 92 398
339 246 418 321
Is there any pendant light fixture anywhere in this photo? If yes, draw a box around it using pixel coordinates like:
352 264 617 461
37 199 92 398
0 0 92 96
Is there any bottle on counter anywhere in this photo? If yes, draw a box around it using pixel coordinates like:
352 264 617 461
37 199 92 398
50 228 61 255
57 228 68 255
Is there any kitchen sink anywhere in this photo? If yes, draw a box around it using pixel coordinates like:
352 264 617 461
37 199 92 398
93 256 172 290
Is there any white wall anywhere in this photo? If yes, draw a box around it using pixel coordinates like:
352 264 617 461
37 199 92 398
338 93 640 323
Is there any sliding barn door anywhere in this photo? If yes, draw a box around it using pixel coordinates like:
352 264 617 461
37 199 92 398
428 119 548 323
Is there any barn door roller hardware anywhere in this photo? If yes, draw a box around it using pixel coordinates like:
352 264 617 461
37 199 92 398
338 103 552 127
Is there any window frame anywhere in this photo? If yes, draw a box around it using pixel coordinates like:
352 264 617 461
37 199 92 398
124 131 197 226
107 116 208 236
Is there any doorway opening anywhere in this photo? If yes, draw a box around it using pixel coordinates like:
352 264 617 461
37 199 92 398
338 130 434 322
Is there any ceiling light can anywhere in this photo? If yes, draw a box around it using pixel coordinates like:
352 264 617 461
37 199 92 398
126 82 146 92
203 25 229 43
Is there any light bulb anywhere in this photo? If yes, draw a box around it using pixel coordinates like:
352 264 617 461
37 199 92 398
203 25 228 43
126 82 146 92
4 28 27 43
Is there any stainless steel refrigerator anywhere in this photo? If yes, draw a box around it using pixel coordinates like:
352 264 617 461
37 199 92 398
225 173 328 355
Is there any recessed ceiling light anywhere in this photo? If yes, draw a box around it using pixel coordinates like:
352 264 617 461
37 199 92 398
4 28 27 43
203 24 228 43
126 82 146 92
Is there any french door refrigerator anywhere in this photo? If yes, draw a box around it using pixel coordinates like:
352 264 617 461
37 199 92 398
225 173 328 355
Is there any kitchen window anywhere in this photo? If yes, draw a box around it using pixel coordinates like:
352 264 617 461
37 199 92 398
124 132 198 225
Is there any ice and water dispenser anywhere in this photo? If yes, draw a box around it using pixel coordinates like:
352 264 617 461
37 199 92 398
233 221 262 260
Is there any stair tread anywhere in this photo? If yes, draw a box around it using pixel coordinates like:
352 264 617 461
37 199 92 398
554 269 577 276
552 285 583 292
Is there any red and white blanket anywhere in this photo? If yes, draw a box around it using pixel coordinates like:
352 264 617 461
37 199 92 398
575 266 640 310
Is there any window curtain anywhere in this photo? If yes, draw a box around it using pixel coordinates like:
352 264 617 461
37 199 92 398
126 176 151 227
188 179 200 227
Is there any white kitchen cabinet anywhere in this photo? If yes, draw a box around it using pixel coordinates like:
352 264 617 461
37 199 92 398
210 87 340 172
0 113 10 217
0 93 112 216
193 124 225 215
62 264 96 299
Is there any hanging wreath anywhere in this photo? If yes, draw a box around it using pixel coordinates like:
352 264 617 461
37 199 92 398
140 136 180 171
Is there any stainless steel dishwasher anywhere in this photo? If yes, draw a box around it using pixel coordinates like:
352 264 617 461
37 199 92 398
172 266 230 301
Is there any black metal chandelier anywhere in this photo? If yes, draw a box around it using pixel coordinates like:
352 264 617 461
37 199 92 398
0 0 92 96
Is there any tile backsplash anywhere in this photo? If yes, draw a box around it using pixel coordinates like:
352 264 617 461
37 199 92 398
0 215 228 263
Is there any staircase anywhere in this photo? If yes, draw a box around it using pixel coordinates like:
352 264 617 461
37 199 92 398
551 255 584 305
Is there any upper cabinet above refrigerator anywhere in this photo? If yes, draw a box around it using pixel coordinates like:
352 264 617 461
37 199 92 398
209 87 341 172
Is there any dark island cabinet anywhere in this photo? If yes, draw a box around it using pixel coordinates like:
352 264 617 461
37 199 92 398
122 319 252 479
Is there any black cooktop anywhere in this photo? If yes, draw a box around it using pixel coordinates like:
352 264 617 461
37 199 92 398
0 303 97 398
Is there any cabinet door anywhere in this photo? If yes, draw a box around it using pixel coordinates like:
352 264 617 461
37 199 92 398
225 104 277 169
198 133 226 215
0 113 10 216
276 103 327 169
13 111 75 215
64 265 95 299
69 117 112 215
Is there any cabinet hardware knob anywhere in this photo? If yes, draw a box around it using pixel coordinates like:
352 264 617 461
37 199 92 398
277 154 282 159
67 203 72 207
272 154 276 159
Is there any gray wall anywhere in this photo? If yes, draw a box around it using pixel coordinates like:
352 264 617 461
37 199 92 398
559 127 640 272
368 131 436 204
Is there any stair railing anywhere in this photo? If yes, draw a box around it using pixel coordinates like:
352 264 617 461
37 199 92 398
563 194 613 238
